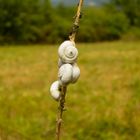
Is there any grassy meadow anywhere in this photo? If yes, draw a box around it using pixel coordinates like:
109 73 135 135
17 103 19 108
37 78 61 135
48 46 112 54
0 41 140 140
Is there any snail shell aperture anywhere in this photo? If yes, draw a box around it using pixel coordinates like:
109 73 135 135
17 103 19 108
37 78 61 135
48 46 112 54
58 64 73 85
50 81 61 101
58 41 78 64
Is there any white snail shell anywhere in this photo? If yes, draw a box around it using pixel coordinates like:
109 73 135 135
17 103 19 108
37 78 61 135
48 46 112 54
50 81 61 101
71 64 80 83
58 63 80 85
58 40 78 64
58 58 64 68
58 64 73 85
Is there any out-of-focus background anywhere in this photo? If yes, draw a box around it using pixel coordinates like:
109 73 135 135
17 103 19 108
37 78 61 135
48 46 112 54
0 0 140 140
0 0 140 44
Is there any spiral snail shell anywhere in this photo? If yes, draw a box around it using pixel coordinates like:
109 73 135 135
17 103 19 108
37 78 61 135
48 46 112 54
58 63 80 86
50 81 61 101
58 58 64 68
71 64 80 83
58 41 78 64
58 64 73 85
50 40 80 101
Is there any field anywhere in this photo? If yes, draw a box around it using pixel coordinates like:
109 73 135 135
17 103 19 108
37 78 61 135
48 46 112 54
0 41 140 140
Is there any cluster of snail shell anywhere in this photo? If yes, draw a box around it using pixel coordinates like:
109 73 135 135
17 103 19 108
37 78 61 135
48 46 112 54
50 40 80 101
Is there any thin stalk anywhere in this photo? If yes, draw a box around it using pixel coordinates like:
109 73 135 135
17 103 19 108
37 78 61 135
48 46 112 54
56 86 67 140
69 0 84 42
56 0 84 140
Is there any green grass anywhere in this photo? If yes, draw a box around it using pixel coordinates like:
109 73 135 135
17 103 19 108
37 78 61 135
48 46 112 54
0 41 140 140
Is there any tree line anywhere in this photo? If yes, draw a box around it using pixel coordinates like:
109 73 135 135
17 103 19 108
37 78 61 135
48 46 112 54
0 0 140 44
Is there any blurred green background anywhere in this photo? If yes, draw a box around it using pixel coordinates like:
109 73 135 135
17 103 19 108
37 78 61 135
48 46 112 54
0 42 140 140
0 0 140 140
0 0 140 44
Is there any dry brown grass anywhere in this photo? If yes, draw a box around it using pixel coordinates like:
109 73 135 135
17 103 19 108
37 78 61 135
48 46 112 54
0 41 140 140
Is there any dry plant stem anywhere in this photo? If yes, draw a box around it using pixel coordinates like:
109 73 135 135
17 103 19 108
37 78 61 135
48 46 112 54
56 86 67 140
69 0 84 42
56 0 84 140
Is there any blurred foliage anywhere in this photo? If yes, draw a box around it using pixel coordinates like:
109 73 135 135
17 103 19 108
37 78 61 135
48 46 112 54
111 0 140 26
77 7 129 42
0 0 139 44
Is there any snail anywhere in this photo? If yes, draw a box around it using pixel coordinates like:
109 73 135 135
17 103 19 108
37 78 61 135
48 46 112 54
58 63 80 86
58 40 78 64
58 58 65 68
71 64 80 83
50 40 80 101
58 64 73 85
50 81 61 101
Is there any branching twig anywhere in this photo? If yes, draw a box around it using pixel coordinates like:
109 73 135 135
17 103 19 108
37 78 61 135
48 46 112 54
56 0 84 140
